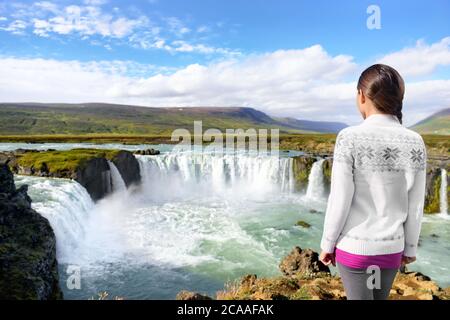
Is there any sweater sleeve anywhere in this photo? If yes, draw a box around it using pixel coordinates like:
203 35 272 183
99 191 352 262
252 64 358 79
403 142 427 257
320 130 355 253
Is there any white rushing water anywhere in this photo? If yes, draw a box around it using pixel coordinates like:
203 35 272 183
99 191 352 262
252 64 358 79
137 152 296 200
441 168 448 215
305 159 326 200
107 161 127 193
11 147 450 298
14 176 95 262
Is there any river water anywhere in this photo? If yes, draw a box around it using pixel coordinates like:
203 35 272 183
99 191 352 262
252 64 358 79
2 143 448 299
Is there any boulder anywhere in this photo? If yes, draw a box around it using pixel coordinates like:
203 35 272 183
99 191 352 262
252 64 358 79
279 246 330 276
0 164 62 300
295 220 311 228
176 290 212 300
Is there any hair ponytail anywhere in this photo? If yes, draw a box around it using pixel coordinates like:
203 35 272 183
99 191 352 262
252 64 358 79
357 64 405 124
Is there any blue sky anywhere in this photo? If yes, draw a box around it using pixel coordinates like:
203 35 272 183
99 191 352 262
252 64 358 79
0 0 449 125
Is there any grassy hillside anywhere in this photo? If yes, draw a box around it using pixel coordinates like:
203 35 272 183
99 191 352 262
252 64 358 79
410 108 450 135
0 103 347 135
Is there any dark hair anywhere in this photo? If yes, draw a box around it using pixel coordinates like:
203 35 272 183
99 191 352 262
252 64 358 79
357 64 405 124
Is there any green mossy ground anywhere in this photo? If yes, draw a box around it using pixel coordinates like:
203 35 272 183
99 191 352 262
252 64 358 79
13 149 121 176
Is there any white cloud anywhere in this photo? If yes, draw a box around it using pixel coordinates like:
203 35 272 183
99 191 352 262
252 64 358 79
83 0 108 5
379 37 450 77
0 1 235 57
29 4 148 38
0 19 27 34
165 17 190 36
0 40 449 126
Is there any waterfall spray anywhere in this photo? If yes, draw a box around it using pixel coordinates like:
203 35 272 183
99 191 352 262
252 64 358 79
305 159 326 200
136 152 295 199
108 161 127 193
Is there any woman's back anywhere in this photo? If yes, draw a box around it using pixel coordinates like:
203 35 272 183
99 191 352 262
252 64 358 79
324 113 427 257
319 64 427 300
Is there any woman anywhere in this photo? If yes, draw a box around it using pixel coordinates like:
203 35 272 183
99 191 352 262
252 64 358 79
319 64 427 300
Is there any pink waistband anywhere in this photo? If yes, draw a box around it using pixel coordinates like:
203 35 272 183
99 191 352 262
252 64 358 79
335 248 403 269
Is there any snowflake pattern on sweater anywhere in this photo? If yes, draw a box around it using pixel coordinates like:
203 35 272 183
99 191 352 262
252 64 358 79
333 130 426 172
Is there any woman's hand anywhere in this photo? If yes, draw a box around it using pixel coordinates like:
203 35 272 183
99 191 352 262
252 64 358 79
401 256 416 266
319 251 336 267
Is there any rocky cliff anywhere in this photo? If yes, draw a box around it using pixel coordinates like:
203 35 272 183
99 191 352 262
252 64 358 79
424 158 449 213
1 149 141 201
0 163 62 300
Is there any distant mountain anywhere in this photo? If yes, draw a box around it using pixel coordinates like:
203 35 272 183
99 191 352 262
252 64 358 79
275 117 348 134
0 102 347 135
410 108 450 135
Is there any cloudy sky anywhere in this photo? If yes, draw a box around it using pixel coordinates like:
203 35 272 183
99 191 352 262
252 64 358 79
0 0 449 126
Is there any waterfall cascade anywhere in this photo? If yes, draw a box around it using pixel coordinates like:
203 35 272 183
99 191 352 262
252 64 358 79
108 161 127 193
441 168 448 215
136 152 295 198
14 176 95 262
305 159 326 200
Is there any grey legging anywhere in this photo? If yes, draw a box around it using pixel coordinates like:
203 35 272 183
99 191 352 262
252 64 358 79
337 263 398 300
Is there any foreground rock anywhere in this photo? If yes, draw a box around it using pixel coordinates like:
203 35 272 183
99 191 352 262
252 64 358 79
179 247 450 300
1 149 141 201
279 246 329 276
0 163 62 299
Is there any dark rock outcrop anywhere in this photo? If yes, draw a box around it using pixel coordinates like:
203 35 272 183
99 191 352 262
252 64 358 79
292 156 316 191
279 246 330 276
0 164 62 300
75 158 111 201
424 159 449 214
322 158 332 194
111 151 141 188
134 148 160 156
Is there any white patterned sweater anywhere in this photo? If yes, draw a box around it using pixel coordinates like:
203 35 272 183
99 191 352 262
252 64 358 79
320 113 427 257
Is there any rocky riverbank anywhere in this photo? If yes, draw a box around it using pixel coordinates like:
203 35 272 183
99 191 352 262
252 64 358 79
177 247 450 300
0 163 62 299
